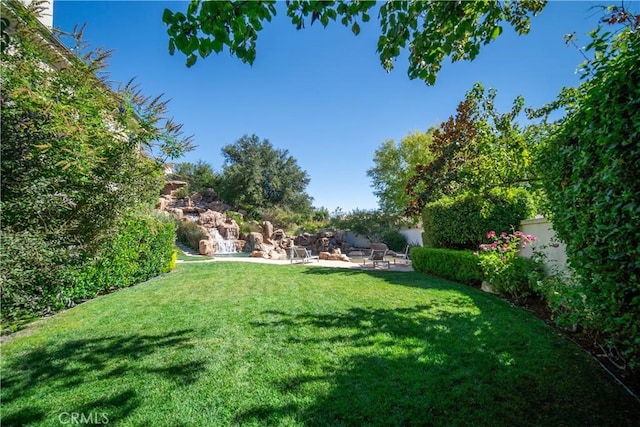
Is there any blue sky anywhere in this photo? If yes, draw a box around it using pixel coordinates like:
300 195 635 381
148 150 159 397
53 1 607 213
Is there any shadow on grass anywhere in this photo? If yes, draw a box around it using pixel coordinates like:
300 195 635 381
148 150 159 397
1 329 202 426
241 304 640 426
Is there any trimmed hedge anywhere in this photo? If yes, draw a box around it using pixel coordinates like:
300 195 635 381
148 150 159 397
69 213 176 300
422 188 535 249
410 247 482 286
1 212 176 330
539 28 640 368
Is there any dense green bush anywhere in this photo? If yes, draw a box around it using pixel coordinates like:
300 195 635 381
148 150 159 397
538 21 640 368
0 232 72 329
381 229 407 252
176 219 208 251
422 188 535 249
69 213 176 300
477 230 544 302
1 213 176 330
410 247 482 286
0 3 189 330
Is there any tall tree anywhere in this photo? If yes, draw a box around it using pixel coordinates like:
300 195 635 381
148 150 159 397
218 134 313 214
173 160 219 194
367 129 435 215
163 0 546 85
405 83 534 216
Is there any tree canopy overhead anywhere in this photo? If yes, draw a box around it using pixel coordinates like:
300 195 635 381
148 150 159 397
163 0 546 85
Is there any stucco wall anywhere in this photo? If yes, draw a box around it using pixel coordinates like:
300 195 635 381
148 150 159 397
399 228 424 246
519 217 569 275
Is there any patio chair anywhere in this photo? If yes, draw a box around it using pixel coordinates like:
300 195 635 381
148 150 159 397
397 245 411 265
290 246 319 264
363 249 390 269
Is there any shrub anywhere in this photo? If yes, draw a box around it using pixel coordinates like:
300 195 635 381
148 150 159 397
410 247 482 286
164 249 178 273
476 231 544 302
381 229 407 252
1 212 176 329
0 232 72 329
422 188 535 249
538 21 640 368
176 220 208 251
69 212 176 300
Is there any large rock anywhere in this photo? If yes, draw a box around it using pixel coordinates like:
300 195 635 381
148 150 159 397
200 188 218 203
262 221 274 241
198 210 225 228
218 220 240 240
271 229 286 241
199 239 214 256
319 251 351 262
269 247 288 260
245 232 265 252
161 180 187 196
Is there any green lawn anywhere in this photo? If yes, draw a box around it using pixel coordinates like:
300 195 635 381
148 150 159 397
2 262 638 426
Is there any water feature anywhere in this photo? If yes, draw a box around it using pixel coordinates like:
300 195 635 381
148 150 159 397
211 228 238 254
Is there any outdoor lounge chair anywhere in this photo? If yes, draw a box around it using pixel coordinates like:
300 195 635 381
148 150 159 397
290 246 319 264
363 249 390 269
397 245 411 265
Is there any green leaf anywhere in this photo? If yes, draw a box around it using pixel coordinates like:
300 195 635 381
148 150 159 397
490 25 502 40
212 38 224 53
162 8 174 24
352 22 360 36
186 54 197 67
168 39 175 56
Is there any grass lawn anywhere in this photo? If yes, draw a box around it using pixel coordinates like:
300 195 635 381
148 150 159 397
1 262 638 426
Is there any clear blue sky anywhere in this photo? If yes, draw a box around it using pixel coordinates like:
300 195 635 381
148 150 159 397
53 1 607 213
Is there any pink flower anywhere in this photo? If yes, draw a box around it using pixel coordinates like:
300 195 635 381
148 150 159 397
486 230 496 239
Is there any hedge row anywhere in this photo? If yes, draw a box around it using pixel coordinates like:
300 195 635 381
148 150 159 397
422 188 535 249
410 247 482 286
1 212 176 329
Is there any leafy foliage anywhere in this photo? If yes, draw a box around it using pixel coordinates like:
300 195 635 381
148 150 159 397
380 229 407 253
476 231 543 302
1 213 175 329
217 134 313 215
367 130 435 215
69 213 176 301
410 247 482 286
0 2 185 326
176 220 209 252
173 160 219 195
163 0 546 85
329 209 411 244
537 9 640 368
406 84 536 216
422 188 535 250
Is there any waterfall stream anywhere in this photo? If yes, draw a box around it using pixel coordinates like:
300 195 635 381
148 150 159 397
211 228 238 254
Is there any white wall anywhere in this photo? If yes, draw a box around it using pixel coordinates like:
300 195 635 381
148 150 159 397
21 0 53 28
344 232 371 249
399 228 423 246
519 217 569 275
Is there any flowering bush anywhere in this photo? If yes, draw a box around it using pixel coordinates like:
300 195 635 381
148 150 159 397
476 230 543 302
